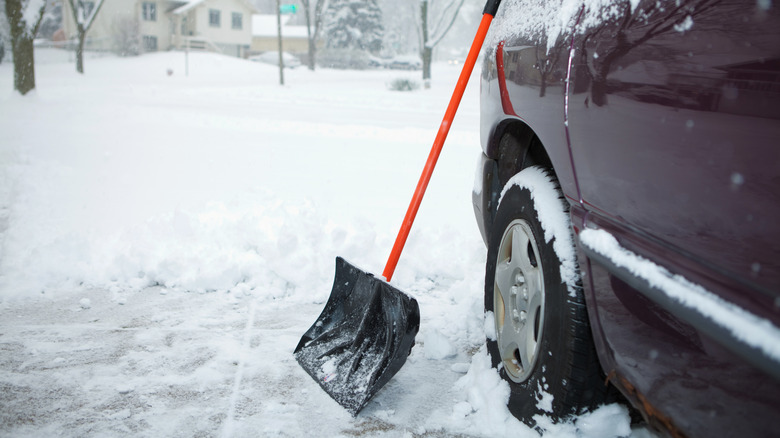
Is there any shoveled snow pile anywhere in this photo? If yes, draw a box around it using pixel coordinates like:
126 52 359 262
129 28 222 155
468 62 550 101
0 49 650 437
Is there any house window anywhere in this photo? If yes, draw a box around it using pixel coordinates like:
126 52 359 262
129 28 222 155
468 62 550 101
209 9 221 27
142 2 156 21
231 12 242 30
142 35 158 51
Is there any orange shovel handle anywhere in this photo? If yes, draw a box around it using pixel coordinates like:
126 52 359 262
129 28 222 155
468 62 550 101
383 6 500 282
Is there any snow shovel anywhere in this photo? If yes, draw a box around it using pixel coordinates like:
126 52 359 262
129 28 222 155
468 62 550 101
294 0 503 416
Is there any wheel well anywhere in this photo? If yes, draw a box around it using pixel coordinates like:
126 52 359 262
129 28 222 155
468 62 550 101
492 121 555 192
480 121 556 244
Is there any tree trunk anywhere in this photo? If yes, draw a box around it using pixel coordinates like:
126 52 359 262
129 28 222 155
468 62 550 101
301 0 315 71
76 27 86 74
590 33 633 107
11 36 36 95
422 46 432 88
308 37 317 72
308 0 328 71
5 0 38 95
591 74 608 106
420 0 430 89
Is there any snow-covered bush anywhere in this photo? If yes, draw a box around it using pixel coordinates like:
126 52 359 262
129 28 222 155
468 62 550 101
317 48 372 70
112 15 139 57
387 77 420 92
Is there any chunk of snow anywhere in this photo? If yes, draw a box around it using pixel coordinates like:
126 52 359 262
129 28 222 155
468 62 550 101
451 362 470 374
575 404 632 438
674 15 694 32
319 358 338 382
536 382 554 413
423 329 457 360
116 385 133 395
451 347 526 436
484 311 497 341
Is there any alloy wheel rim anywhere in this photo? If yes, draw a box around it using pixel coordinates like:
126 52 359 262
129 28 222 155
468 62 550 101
493 219 545 383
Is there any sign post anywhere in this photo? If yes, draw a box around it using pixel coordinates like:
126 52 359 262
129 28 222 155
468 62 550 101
275 0 284 85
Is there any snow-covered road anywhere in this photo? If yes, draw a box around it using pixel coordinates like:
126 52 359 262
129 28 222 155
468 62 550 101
0 50 650 437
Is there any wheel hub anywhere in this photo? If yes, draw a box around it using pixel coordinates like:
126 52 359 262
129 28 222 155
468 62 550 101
493 219 545 383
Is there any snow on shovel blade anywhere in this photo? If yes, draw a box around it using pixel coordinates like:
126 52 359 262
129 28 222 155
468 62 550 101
294 256 420 415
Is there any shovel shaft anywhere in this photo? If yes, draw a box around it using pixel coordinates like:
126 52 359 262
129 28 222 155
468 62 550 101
382 9 498 282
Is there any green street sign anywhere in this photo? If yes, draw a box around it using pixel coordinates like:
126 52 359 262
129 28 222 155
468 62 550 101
279 4 298 14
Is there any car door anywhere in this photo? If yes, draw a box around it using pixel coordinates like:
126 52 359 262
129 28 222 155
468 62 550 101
566 0 780 435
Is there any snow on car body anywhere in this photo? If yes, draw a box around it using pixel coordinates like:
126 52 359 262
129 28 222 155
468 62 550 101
473 0 780 436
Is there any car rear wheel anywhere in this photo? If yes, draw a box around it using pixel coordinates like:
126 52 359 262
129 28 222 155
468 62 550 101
485 166 612 425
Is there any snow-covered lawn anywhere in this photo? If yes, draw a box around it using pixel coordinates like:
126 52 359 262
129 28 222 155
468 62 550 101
0 49 649 437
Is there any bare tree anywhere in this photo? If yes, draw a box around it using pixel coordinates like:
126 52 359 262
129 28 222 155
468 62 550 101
4 0 46 95
534 34 567 98
579 0 722 106
66 0 105 74
419 0 466 87
300 0 327 70
0 0 8 65
37 0 60 39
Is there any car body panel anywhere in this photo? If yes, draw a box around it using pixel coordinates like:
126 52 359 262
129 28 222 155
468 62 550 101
475 0 780 435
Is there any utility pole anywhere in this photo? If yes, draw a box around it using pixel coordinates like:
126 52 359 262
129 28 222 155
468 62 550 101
185 37 189 77
276 0 284 85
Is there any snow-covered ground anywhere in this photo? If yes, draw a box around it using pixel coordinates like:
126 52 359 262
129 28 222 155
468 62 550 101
0 49 652 437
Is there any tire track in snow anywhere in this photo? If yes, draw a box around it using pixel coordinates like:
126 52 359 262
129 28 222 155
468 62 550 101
221 299 257 438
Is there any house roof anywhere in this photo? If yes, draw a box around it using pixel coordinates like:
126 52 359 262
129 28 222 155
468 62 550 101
171 0 205 14
252 14 309 38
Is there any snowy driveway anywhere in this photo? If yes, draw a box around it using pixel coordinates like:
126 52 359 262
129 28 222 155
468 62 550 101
1 51 645 437
0 287 481 437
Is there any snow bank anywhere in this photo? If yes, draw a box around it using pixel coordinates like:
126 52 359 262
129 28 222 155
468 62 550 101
450 346 637 438
0 50 482 306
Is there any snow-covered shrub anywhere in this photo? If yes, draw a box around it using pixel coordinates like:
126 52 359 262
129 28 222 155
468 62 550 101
112 15 139 57
317 48 372 70
387 77 420 92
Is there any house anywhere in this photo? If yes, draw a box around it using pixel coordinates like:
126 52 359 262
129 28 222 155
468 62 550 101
62 0 258 58
250 14 309 56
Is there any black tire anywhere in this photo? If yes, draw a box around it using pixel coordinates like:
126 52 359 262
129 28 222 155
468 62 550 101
485 166 610 425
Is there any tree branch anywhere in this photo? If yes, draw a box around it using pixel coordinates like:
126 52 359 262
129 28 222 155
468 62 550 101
84 0 105 32
427 0 466 48
31 1 46 36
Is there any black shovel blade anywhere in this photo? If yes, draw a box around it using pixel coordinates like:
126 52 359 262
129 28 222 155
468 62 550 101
294 256 420 415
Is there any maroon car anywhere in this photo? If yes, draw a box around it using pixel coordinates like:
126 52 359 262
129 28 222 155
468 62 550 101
473 0 780 436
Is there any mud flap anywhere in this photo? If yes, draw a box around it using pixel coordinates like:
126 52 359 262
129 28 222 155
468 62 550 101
294 257 420 415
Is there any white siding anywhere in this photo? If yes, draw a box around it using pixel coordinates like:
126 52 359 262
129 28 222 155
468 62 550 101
62 0 170 51
61 0 254 56
137 1 170 50
189 0 253 46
